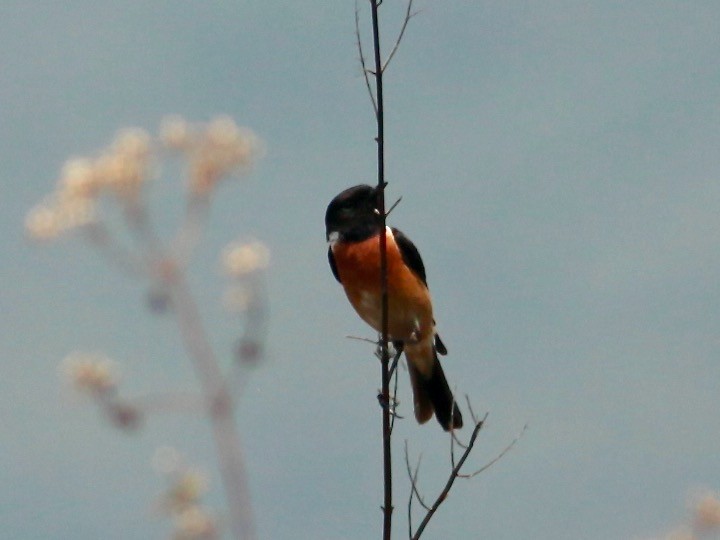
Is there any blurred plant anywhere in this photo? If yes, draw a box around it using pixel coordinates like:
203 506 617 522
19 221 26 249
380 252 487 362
27 116 266 540
153 447 219 540
649 490 720 540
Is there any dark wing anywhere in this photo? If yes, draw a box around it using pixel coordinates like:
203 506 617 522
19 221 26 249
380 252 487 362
328 247 341 283
392 228 449 354
391 227 427 286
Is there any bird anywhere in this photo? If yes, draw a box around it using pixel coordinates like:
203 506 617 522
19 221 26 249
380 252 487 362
325 184 463 431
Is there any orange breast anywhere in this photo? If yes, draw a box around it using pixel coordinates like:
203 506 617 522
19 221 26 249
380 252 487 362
332 228 433 342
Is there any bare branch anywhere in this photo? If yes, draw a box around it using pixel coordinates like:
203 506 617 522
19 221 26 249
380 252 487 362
449 395 482 465
388 341 404 430
411 415 485 539
369 1 393 534
451 401 489 452
466 394 482 425
459 424 528 479
449 392 480 467
404 441 431 512
355 1 378 116
377 390 404 421
382 0 418 73
345 334 380 346
450 429 456 470
388 345 403 378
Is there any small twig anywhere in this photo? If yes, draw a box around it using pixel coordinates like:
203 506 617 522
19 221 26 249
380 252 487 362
466 394 481 424
449 398 486 458
459 424 527 479
450 428 456 470
385 196 403 217
410 405 524 539
345 334 380 346
355 0 378 116
389 357 401 433
411 415 485 539
388 346 403 379
407 484 413 540
382 0 418 73
451 429 469 449
450 396 483 463
377 390 403 416
404 441 431 512
405 442 419 539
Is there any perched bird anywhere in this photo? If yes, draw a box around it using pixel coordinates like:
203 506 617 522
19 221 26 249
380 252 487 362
325 184 463 431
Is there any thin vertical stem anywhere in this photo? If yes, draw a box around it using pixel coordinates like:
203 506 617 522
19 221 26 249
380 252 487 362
167 269 256 540
370 1 393 539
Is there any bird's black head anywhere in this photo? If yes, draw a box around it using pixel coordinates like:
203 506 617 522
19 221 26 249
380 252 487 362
325 184 383 243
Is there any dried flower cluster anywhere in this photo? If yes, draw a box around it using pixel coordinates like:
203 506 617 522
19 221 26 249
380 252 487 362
25 116 262 241
161 115 261 196
154 447 219 540
649 490 720 540
25 129 152 240
61 352 119 396
222 239 270 315
31 116 267 538
694 491 720 531
220 239 269 366
222 240 270 278
60 351 142 429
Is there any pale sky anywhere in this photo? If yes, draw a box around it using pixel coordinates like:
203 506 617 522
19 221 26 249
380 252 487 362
2 2 720 539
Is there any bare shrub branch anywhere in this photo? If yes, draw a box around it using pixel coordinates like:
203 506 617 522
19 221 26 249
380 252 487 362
382 0 418 73
355 3 504 539
355 0 378 116
405 398 525 539
409 415 485 539
459 424 527 480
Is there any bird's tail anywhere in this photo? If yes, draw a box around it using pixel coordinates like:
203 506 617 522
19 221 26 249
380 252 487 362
406 347 463 431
